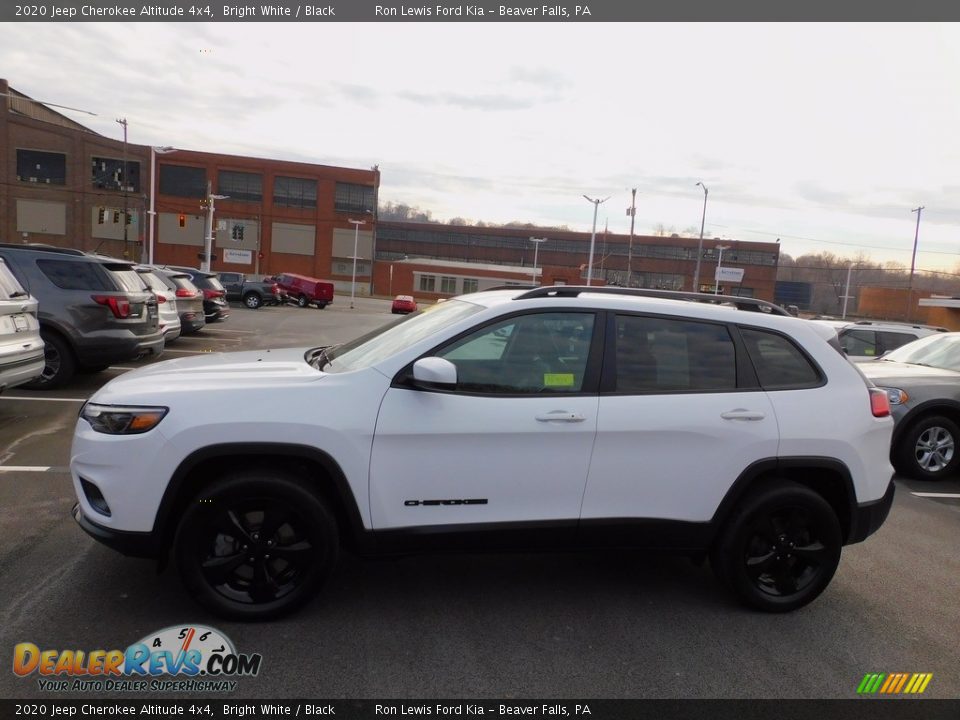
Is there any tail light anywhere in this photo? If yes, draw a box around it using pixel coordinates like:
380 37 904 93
271 283 280 293
156 295 167 304
869 388 891 418
175 288 196 298
202 289 225 300
92 295 131 319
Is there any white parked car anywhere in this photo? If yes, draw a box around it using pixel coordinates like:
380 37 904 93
811 319 947 361
0 256 45 392
71 287 896 619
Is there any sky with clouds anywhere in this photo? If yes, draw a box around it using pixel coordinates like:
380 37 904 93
4 22 960 271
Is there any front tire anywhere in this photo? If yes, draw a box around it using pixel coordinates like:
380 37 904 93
243 293 263 309
174 470 339 620
297 295 309 308
711 480 841 612
895 415 960 481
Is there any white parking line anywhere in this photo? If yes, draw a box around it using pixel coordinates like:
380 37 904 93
0 395 86 402
911 492 960 499
175 335 239 342
202 328 256 335
163 348 210 354
0 466 50 472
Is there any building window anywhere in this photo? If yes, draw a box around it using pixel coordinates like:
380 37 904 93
334 182 374 214
440 276 457 294
159 165 207 198
274 176 317 209
729 287 754 297
219 170 262 202
419 275 436 292
17 150 66 185
462 278 478 294
91 157 140 193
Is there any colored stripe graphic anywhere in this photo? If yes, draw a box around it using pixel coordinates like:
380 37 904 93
858 673 932 694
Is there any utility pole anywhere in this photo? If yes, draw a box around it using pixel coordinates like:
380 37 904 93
116 118 129 258
841 263 855 319
582 195 609 286
529 237 547 286
693 182 708 291
626 188 636 288
202 182 229 272
908 206 924 322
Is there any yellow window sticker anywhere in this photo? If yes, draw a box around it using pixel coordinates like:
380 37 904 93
543 373 575 387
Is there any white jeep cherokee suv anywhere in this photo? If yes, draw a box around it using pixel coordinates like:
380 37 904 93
71 287 896 619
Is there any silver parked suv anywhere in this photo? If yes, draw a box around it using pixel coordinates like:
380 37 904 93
0 244 164 389
0 256 44 392
72 286 896 619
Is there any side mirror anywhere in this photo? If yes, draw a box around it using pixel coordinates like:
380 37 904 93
411 357 457 389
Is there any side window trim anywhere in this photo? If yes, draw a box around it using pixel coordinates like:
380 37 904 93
392 308 604 397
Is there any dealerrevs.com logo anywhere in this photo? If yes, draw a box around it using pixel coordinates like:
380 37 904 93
13 625 262 693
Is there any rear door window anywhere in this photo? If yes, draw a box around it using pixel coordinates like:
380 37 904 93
878 331 919 354
839 328 879 357
104 265 148 292
613 314 737 393
740 327 822 389
0 260 27 300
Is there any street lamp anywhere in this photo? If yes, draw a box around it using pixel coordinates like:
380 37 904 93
529 237 547 286
693 182 709 292
348 218 366 309
582 195 609 286
714 244 730 296
201 184 228 273
147 146 176 264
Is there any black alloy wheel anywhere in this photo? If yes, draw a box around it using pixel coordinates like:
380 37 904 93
711 481 841 612
175 471 338 620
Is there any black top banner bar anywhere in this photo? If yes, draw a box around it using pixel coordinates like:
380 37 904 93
3 0 960 21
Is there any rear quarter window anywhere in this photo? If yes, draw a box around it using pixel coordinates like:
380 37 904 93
36 259 112 291
740 327 822 389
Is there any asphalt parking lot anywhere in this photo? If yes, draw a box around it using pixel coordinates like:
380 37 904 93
1 297 958 700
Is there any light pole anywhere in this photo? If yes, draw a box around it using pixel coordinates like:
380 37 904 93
582 195 609 286
116 118 129 258
147 146 176 265
348 218 366 309
714 244 730 296
908 206 924 321
529 237 547 286
626 188 637 287
693 182 709 292
201 182 228 272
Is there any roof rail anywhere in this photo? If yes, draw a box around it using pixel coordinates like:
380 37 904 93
512 285 791 316
0 242 87 256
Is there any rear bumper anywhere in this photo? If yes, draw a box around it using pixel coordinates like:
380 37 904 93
847 479 896 545
72 502 157 559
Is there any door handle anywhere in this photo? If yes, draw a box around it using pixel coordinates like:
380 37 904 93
535 411 587 423
720 409 766 421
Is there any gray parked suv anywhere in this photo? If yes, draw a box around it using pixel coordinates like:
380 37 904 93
0 244 164 389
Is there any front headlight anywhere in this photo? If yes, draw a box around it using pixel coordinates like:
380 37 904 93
80 403 168 435
878 387 908 406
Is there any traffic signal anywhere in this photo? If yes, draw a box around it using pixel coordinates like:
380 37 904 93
178 214 186 228
125 212 132 225
113 211 121 224
231 224 244 241
97 207 105 224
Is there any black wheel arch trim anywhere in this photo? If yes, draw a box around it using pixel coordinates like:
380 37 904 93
707 456 863 546
154 442 370 554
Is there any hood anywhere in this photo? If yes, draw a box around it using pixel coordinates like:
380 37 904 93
92 346 324 402
858 359 960 384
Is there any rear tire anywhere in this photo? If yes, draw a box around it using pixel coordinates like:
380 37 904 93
894 415 960 481
315 302 327 309
23 330 76 390
174 470 339 620
711 480 841 612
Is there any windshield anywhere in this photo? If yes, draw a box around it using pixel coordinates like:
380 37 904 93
883 333 960 371
323 299 485 373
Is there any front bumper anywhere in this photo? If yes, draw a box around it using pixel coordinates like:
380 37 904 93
847 479 896 545
72 502 157 558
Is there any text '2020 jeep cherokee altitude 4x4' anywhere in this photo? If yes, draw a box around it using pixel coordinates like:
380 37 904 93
71 287 895 619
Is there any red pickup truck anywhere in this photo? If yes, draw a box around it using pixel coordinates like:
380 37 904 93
268 273 335 309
